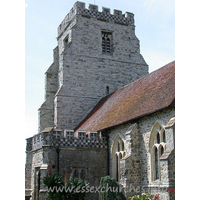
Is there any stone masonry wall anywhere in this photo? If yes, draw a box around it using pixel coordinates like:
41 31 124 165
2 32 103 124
54 2 148 130
138 107 175 186
25 137 33 198
38 47 59 132
58 147 108 200
25 131 108 200
108 122 142 198
107 107 175 199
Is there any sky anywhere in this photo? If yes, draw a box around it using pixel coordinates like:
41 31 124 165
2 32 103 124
25 0 175 138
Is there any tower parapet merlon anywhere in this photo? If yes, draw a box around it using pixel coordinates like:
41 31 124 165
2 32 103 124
58 1 134 36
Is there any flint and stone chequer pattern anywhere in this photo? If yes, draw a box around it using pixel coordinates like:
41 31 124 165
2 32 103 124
31 131 108 150
52 137 107 149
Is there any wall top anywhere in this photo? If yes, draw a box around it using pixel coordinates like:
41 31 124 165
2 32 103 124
58 1 135 36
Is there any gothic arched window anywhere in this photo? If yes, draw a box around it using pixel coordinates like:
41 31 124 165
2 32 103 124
149 122 166 182
163 131 166 143
111 135 126 182
116 154 118 181
161 146 164 156
122 141 124 151
155 148 159 180
157 132 160 144
118 142 120 152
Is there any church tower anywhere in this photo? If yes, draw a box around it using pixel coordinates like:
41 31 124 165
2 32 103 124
38 1 148 132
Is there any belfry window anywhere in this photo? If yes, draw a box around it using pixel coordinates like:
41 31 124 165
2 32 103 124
102 32 112 54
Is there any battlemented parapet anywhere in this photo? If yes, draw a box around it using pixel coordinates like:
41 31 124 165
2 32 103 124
58 1 134 37
29 128 107 151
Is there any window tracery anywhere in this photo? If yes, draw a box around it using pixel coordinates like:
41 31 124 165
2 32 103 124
149 122 166 182
111 135 126 182
102 32 112 54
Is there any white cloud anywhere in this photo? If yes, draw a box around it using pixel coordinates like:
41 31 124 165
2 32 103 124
25 3 28 8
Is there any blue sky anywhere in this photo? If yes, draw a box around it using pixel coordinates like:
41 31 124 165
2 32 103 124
25 0 175 138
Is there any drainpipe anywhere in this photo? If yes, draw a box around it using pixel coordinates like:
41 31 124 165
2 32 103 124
102 130 110 176
56 146 60 174
107 134 110 176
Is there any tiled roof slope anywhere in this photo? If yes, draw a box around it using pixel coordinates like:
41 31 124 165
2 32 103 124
75 61 175 133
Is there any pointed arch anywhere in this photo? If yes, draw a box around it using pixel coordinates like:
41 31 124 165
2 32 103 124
111 134 126 182
149 121 165 150
149 121 166 182
111 134 120 155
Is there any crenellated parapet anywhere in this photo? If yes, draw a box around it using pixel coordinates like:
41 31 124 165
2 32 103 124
58 1 134 37
31 131 51 151
29 128 107 151
51 130 108 148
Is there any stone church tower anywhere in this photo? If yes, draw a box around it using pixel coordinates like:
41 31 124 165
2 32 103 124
38 1 148 132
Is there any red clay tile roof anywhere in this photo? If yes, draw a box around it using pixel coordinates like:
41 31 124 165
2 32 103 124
75 61 175 133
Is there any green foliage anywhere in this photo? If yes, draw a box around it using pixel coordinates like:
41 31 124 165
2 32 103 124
99 176 126 200
43 173 65 200
43 173 64 188
65 177 89 200
128 193 158 200
43 173 88 200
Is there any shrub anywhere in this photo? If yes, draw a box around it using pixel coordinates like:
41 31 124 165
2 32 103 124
128 193 159 200
43 173 65 200
43 173 88 200
65 177 88 200
99 176 126 200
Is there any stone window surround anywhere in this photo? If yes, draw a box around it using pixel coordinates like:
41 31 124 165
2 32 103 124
111 134 126 182
101 30 113 55
149 121 166 183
